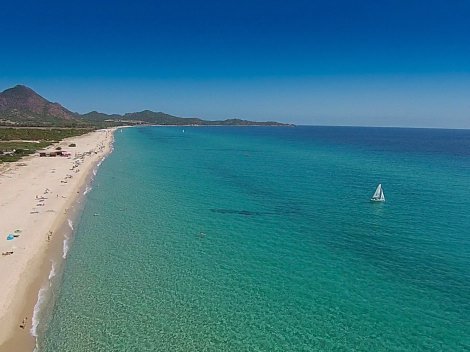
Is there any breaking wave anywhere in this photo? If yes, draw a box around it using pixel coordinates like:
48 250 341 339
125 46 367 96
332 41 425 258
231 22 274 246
83 185 93 195
31 261 57 339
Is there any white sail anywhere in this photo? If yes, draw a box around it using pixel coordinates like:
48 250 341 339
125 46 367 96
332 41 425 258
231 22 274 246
371 184 385 202
372 184 381 198
378 188 385 201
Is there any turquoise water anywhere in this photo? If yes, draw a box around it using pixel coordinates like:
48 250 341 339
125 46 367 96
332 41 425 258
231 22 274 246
39 126 470 351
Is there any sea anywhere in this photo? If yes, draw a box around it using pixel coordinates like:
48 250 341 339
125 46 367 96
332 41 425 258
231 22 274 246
36 126 470 351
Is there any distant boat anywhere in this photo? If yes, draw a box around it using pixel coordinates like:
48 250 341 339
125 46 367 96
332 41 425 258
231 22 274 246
371 184 385 202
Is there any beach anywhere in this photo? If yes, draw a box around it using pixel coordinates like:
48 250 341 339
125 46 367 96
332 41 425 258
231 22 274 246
0 128 115 351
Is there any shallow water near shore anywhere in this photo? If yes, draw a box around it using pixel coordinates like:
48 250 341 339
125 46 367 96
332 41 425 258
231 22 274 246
38 126 470 351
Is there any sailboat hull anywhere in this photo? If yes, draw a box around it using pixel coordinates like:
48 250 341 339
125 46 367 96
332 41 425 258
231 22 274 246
370 198 385 202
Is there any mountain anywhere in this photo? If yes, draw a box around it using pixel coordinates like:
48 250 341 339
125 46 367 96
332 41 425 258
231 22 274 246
0 85 82 126
123 110 202 124
83 110 288 126
0 85 291 127
80 111 123 123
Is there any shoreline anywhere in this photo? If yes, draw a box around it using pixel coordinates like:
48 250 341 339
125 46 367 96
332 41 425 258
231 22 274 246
0 128 117 351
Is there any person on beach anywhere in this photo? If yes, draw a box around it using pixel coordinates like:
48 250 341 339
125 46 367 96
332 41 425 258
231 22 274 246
19 317 27 329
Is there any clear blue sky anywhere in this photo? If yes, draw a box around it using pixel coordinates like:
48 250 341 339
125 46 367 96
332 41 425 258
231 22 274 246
1 0 470 127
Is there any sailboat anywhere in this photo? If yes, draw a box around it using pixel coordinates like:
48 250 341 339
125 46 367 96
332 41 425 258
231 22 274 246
371 184 385 202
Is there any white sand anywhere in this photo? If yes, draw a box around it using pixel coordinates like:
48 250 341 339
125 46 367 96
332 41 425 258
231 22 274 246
0 128 115 349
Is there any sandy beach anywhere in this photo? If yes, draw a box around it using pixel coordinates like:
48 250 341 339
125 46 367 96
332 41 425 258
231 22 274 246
0 128 115 351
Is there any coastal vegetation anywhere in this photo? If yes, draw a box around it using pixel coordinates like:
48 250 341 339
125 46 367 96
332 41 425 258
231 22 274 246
0 127 93 141
0 128 92 163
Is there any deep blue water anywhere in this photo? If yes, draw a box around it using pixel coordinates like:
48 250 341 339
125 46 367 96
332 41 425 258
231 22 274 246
39 126 470 351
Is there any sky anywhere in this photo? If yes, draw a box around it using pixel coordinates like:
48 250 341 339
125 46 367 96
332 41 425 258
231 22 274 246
1 0 470 128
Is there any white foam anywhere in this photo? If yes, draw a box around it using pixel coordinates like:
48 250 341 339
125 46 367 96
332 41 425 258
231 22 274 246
31 261 56 338
62 235 70 259
48 261 57 280
30 287 47 337
83 185 92 195
63 221 72 259
92 168 97 176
